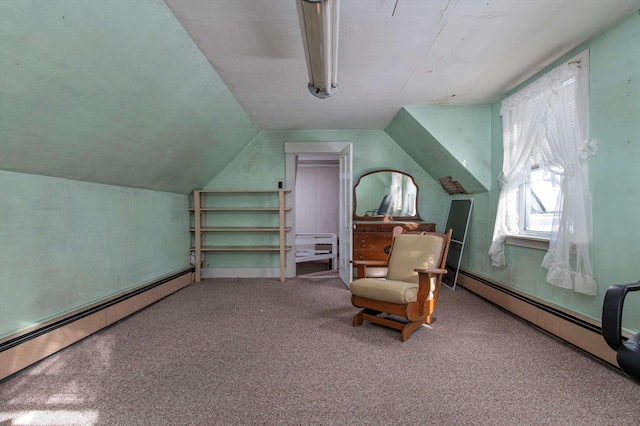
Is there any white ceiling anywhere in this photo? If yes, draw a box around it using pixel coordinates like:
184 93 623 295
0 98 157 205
164 0 639 130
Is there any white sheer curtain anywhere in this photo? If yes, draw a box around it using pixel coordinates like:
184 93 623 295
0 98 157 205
489 60 598 295
401 176 417 216
390 172 402 215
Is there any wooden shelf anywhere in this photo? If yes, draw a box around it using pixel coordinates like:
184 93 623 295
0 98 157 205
189 207 292 212
194 190 291 193
192 246 292 251
190 227 292 232
190 189 291 282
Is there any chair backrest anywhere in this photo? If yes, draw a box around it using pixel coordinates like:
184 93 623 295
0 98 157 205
376 194 392 215
602 280 640 381
386 233 446 284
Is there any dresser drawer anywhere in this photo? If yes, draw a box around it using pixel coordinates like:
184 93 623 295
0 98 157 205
353 235 393 261
354 222 435 234
354 223 393 233
355 234 389 248
353 221 436 261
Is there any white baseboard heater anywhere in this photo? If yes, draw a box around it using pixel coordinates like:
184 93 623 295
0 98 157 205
456 269 619 369
0 268 194 381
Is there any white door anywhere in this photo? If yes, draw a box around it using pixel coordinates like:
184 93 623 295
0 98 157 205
339 144 353 286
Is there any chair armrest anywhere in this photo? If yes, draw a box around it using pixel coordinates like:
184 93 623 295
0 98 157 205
602 280 640 351
415 268 448 275
352 260 388 279
415 268 449 313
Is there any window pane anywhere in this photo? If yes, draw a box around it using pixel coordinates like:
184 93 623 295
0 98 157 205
526 169 560 232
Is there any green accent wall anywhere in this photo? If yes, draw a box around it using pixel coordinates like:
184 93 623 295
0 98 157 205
385 106 489 194
402 105 492 189
0 170 190 339
206 130 448 213
0 0 258 194
460 10 640 333
209 130 449 224
1 0 636 341
202 130 450 267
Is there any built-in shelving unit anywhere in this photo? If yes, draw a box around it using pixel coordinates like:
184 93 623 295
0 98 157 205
189 190 292 282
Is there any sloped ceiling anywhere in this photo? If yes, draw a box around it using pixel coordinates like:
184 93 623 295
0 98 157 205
164 0 640 130
0 0 258 194
386 106 492 194
1 1 638 194
386 107 488 194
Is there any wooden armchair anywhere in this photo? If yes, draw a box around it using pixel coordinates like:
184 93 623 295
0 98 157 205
350 230 452 341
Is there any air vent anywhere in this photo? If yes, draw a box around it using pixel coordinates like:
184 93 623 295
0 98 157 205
439 176 468 195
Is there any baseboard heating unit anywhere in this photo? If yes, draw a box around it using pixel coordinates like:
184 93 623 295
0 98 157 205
0 268 194 381
456 269 619 368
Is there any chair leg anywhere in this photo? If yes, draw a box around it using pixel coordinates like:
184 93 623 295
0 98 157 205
353 309 364 327
400 317 431 342
353 308 381 327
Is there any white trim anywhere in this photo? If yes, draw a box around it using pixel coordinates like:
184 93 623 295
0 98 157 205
284 141 350 154
505 235 549 251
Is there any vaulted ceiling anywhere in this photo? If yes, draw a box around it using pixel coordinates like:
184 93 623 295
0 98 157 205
165 0 640 130
1 0 638 194
0 0 258 193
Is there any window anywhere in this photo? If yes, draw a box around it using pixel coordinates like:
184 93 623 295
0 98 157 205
517 166 561 237
513 70 579 240
489 50 598 295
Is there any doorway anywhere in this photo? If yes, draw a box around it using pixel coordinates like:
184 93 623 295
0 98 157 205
295 155 339 276
284 142 353 286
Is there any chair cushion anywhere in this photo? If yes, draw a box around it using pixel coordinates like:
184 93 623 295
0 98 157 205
386 234 444 284
351 278 423 304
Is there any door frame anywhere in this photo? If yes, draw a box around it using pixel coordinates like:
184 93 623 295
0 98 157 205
284 142 353 283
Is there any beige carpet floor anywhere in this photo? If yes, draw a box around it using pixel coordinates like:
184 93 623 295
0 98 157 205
1 277 638 425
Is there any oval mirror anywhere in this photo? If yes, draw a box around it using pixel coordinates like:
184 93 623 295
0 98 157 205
353 170 421 221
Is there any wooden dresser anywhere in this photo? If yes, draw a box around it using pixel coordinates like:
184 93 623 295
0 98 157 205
353 221 436 261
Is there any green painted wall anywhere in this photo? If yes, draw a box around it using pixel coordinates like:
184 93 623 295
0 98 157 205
385 107 489 194
201 130 450 267
2 0 635 340
0 170 190 339
0 0 258 194
402 105 492 189
460 10 640 333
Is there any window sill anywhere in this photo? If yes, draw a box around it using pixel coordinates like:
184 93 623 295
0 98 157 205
505 235 549 251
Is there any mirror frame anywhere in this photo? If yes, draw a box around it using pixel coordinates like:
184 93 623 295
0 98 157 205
353 169 421 221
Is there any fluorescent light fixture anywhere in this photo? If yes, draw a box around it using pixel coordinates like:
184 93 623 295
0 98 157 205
296 0 340 99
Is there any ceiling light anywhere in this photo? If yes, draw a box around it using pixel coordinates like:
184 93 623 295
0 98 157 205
296 0 340 99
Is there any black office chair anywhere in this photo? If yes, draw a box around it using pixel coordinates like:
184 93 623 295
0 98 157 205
602 280 640 381
365 194 392 216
